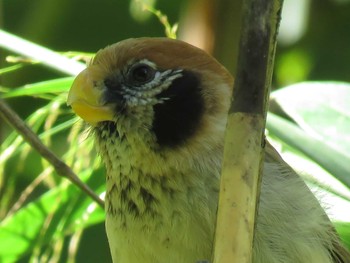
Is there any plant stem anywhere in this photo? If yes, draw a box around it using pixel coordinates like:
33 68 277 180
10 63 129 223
0 99 105 208
213 0 284 262
0 30 85 76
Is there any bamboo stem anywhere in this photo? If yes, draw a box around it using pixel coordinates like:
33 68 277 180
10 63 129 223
212 0 284 262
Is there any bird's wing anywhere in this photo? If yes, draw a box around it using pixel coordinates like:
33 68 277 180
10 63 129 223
264 140 350 263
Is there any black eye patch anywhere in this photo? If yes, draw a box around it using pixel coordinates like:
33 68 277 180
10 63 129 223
152 70 204 148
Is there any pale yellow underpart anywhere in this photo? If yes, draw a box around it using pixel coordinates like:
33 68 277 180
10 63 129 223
97 118 337 263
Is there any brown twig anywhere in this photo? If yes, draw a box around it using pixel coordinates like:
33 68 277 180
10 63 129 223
0 98 105 208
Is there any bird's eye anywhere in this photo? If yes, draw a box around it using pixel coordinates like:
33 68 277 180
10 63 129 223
129 64 156 85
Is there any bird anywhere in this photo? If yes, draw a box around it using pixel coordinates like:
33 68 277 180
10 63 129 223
67 37 350 263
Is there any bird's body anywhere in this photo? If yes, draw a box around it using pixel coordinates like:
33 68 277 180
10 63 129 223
100 124 218 262
68 38 350 263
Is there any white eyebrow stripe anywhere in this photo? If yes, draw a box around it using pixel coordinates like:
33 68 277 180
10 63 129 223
120 69 183 106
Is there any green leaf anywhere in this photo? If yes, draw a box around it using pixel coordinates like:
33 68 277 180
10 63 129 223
270 82 350 189
0 169 105 263
0 64 25 75
0 102 76 167
267 82 350 243
272 81 350 156
267 113 350 188
0 77 74 98
334 221 350 250
267 114 350 247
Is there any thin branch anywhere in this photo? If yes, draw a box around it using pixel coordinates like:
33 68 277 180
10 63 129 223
6 168 47 216
137 0 178 39
213 0 283 262
0 99 104 208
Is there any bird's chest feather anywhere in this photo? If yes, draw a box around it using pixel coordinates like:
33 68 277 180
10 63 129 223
95 127 338 263
97 131 218 263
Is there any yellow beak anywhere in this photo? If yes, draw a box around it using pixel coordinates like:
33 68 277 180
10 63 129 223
67 66 115 125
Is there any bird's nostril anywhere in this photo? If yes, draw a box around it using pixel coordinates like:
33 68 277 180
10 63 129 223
104 78 120 91
103 78 124 104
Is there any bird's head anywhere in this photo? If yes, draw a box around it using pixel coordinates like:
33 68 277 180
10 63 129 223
68 38 233 153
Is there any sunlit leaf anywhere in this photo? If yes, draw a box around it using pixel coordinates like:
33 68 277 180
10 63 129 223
1 77 74 98
270 82 350 188
0 64 25 75
0 169 105 262
272 82 350 155
267 112 350 188
267 114 350 244
268 82 350 248
334 221 350 250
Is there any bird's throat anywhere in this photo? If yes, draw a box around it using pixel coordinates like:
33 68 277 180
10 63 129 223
95 122 186 224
